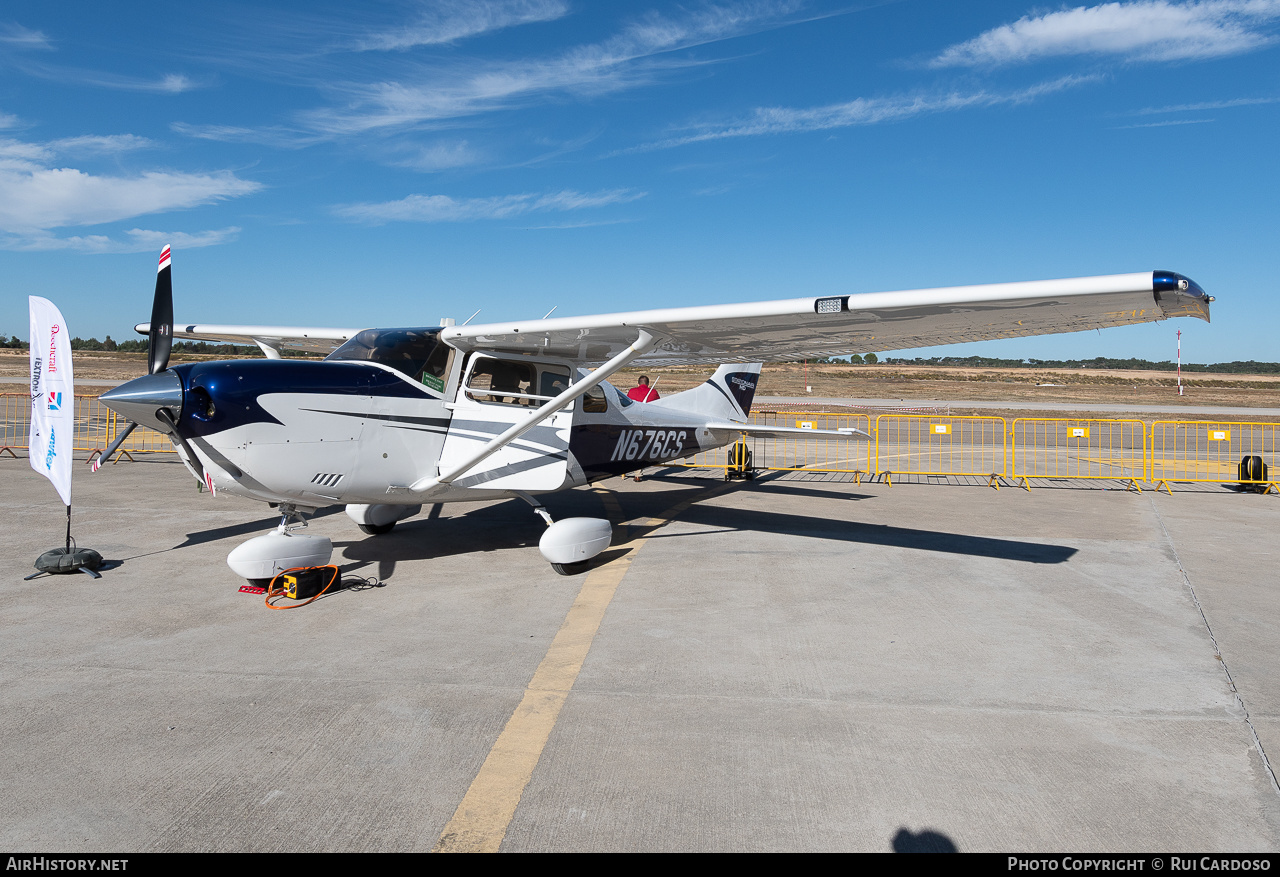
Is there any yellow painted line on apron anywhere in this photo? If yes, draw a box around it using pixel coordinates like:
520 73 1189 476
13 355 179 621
432 482 731 853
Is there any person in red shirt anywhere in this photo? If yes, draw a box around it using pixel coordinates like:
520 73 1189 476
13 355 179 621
626 376 659 482
628 375 660 402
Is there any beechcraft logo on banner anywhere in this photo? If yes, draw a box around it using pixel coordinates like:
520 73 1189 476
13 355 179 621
47 391 61 411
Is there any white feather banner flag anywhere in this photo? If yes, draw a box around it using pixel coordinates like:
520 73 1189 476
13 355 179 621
29 296 74 507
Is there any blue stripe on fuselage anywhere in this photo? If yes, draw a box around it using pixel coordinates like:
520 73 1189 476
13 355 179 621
172 359 435 438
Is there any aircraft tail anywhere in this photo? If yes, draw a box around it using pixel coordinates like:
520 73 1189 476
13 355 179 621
650 363 762 421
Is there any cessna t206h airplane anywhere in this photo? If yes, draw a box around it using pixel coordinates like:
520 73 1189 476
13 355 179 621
96 247 1211 582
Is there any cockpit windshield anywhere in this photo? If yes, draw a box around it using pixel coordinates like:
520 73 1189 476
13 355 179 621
325 327 451 389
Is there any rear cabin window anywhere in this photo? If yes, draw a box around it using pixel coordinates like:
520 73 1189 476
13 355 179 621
465 359 574 408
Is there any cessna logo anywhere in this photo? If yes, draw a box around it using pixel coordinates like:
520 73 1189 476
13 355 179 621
610 429 687 462
47 392 61 411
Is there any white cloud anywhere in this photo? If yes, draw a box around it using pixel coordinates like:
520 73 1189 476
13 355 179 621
0 131 260 253
302 2 801 135
357 0 570 51
334 188 645 223
931 0 1280 67
632 75 1099 149
0 137 53 168
0 166 260 233
2 226 243 253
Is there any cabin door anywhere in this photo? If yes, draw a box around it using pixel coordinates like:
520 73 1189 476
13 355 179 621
439 354 574 491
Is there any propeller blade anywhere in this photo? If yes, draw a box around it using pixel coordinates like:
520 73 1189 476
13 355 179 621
155 407 203 483
148 245 173 375
91 421 138 471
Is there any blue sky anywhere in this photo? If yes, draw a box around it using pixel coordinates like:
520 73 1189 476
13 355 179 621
1 1 1276 363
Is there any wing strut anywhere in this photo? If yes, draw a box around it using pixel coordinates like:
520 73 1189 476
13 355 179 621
408 329 661 494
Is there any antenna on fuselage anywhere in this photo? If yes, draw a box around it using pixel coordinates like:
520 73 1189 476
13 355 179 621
461 309 482 326
542 306 557 319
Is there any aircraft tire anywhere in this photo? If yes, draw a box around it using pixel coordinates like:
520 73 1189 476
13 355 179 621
358 522 396 535
551 561 590 576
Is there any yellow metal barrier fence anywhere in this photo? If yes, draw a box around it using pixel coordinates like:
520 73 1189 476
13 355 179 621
1149 420 1279 493
875 414 1008 487
663 411 873 477
747 410 873 476
0 393 175 460
1010 419 1148 490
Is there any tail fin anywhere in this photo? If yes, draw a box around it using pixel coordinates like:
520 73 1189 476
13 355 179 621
650 363 762 421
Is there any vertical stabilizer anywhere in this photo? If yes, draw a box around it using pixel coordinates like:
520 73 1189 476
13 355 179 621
649 363 762 421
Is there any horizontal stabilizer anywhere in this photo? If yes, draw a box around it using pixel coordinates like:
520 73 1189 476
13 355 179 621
706 421 871 441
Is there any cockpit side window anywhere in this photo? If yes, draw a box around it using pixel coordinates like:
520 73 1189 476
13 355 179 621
326 327 447 388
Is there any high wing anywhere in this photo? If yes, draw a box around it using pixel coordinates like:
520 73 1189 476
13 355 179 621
131 323 362 356
443 271 1210 366
136 270 1209 366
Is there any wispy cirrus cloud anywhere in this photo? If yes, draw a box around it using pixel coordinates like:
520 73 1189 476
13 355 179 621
334 187 645 223
301 2 802 135
1128 95 1278 113
630 74 1100 150
48 134 156 155
930 0 1280 68
29 67 204 93
1112 116 1217 127
0 134 154 169
3 226 243 253
356 0 570 51
0 22 51 49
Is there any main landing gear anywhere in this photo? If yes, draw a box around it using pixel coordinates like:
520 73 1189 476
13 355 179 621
515 492 612 576
345 503 421 535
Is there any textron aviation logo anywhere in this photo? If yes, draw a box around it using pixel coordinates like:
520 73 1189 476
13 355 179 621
47 391 61 411
31 356 42 396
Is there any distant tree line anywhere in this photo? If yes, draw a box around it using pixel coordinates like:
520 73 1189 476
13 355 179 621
874 355 1280 374
811 354 878 364
0 335 310 357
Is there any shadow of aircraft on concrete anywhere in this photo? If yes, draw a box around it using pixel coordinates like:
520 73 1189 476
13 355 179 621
333 477 1076 580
